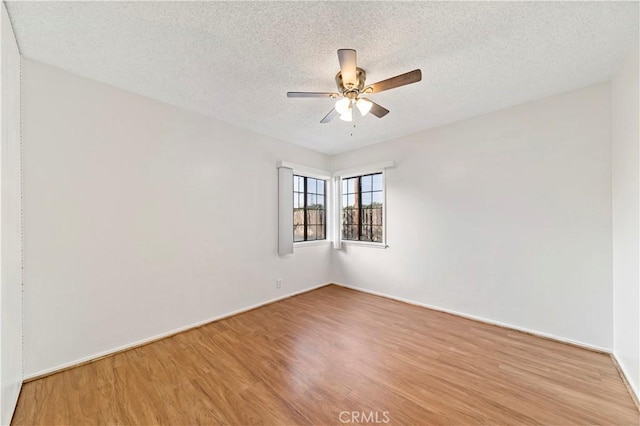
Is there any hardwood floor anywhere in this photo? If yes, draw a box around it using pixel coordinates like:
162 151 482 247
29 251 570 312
12 285 639 425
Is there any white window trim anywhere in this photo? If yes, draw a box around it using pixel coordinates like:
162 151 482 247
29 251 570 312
333 161 395 179
278 160 393 252
278 161 331 181
333 161 394 249
277 166 294 256
294 240 332 248
281 161 332 247
342 240 388 249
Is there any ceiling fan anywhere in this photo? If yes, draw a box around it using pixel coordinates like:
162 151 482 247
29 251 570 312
287 49 422 123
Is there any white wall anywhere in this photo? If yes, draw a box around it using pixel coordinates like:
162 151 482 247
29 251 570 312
0 4 22 425
18 50 632 392
21 59 332 378
612 43 640 400
332 83 613 350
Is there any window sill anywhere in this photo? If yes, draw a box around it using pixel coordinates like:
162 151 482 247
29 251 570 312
341 241 388 249
294 240 331 248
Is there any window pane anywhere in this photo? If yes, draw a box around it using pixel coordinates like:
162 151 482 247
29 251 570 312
372 173 383 191
339 173 384 243
307 178 317 194
362 208 371 225
361 225 372 241
347 194 355 208
372 191 383 207
347 178 358 194
372 226 383 242
343 225 357 240
307 194 316 207
347 225 358 240
361 192 372 207
306 224 317 240
372 208 383 226
361 175 372 192
293 176 328 243
307 209 318 225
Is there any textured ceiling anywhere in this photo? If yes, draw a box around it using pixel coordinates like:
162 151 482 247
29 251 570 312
6 1 639 154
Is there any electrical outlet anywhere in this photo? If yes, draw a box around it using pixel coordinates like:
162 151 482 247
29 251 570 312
276 279 282 289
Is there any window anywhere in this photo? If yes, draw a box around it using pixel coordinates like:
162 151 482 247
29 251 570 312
342 173 384 242
293 175 326 242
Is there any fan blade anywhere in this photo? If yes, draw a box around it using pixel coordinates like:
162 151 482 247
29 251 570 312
287 92 340 98
320 108 339 123
337 49 357 86
367 69 422 94
363 98 389 118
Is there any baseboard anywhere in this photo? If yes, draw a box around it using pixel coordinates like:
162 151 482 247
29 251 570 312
331 282 611 354
24 281 614 382
24 282 332 382
611 353 640 412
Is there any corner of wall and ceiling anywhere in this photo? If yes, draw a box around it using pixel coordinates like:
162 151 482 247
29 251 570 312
2 1 22 56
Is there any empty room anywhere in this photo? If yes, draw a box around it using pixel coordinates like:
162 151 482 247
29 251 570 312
0 1 638 425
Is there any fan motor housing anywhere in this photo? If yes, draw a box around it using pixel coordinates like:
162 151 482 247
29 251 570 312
336 67 366 95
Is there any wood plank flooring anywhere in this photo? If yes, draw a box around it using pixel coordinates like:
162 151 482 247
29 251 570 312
12 285 639 425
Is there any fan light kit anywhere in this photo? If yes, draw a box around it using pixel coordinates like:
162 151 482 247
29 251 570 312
287 49 422 123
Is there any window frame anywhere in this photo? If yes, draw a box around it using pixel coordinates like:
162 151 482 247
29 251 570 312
277 160 391 252
293 174 328 245
338 168 388 248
